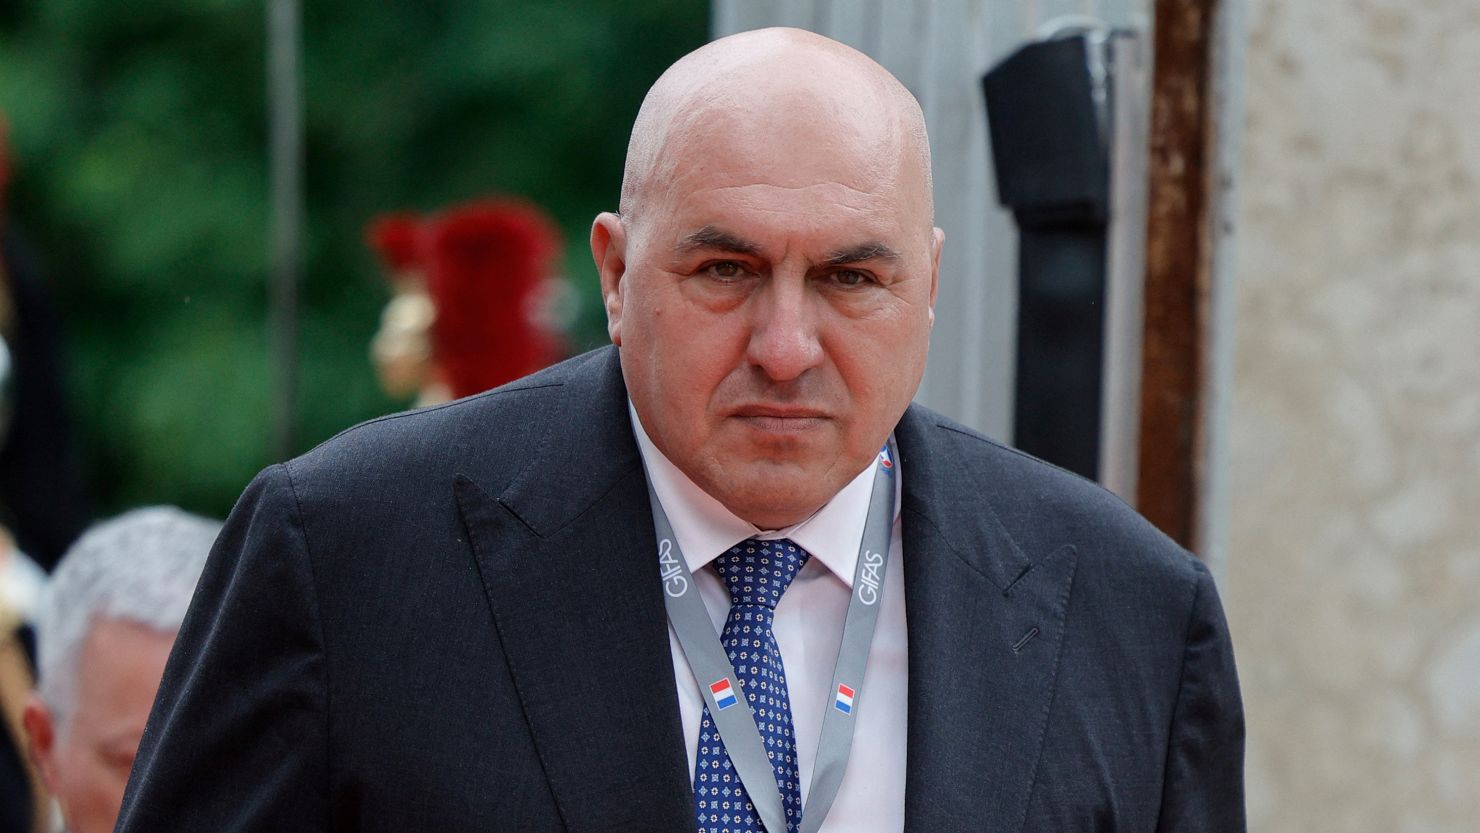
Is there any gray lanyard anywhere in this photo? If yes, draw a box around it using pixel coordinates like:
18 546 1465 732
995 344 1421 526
651 440 897 833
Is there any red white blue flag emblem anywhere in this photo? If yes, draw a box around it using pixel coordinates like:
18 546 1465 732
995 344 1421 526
878 445 894 470
710 678 738 711
834 683 856 715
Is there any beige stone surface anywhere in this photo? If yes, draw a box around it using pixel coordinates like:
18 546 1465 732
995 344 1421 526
1226 0 1480 829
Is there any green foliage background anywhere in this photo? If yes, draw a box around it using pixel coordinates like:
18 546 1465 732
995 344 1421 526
0 0 707 519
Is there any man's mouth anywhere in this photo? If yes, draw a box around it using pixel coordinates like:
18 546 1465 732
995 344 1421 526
729 406 831 434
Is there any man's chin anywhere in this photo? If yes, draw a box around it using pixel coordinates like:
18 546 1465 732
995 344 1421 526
714 416 844 466
727 499 826 531
708 465 840 530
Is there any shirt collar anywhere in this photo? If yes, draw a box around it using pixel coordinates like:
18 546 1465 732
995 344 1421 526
629 401 899 588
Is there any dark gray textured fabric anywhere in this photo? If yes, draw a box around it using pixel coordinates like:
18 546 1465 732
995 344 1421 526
115 346 1244 833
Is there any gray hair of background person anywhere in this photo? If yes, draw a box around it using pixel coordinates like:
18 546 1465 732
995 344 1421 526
35 506 220 736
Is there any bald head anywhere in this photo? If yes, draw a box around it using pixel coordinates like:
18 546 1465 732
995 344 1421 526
619 28 933 228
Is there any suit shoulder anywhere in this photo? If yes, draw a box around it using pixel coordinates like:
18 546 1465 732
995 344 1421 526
910 406 1205 586
283 351 596 498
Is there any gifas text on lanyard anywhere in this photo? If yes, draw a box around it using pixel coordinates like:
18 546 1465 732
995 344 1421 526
650 440 897 833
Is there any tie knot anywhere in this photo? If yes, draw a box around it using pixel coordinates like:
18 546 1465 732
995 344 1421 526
712 538 809 609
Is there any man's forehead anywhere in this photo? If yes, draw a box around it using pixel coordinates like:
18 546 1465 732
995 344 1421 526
652 177 916 252
648 110 921 217
645 165 928 250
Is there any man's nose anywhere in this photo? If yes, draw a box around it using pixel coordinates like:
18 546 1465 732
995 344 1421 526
744 276 824 382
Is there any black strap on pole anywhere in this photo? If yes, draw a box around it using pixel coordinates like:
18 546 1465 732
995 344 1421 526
983 32 1113 481
267 0 302 461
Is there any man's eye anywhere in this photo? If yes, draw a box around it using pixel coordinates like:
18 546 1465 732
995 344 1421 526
834 269 871 287
704 261 746 279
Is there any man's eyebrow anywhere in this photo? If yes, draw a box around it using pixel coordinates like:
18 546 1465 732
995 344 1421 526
819 241 902 267
676 226 763 256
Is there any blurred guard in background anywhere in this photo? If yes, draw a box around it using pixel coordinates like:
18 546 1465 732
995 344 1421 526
366 198 570 406
21 507 218 833
0 115 92 572
0 113 92 833
1 533 46 833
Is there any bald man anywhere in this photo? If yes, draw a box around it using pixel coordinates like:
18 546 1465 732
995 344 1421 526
118 28 1244 833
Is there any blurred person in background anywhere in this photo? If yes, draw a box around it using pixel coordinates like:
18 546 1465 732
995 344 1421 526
20 507 217 833
1 528 47 833
366 198 571 407
0 112 93 833
0 115 92 574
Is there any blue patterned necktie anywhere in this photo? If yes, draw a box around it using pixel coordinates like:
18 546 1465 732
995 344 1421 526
694 538 810 833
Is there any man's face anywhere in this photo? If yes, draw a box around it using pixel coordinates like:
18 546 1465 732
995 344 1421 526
25 618 175 833
598 100 942 528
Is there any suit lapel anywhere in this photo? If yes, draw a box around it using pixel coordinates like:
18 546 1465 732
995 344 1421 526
454 350 692 833
897 408 1079 833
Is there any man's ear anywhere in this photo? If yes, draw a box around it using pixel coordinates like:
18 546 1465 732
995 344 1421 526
928 226 944 326
590 212 628 346
22 693 60 792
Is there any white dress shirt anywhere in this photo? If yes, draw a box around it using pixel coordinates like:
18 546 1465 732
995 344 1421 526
630 405 908 833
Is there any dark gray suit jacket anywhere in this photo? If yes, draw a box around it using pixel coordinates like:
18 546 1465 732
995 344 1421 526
116 346 1244 832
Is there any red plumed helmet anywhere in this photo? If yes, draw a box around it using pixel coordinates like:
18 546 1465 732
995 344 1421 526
422 199 564 398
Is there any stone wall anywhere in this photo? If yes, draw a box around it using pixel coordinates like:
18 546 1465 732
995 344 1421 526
1225 0 1480 829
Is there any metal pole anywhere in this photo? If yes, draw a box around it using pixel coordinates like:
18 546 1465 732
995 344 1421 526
1137 0 1219 550
1099 30 1152 506
267 0 302 461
